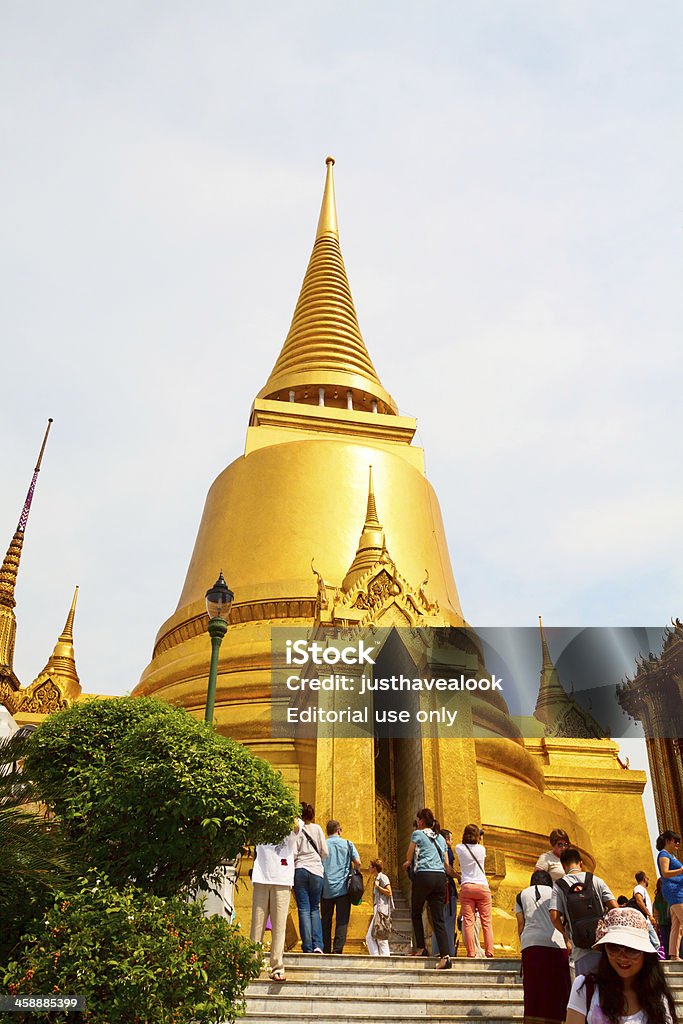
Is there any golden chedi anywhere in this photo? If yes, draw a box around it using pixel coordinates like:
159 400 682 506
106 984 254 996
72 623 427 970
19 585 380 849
135 159 652 949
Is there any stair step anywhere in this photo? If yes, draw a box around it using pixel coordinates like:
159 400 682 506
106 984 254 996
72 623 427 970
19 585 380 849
245 1018 522 1023
282 953 520 969
248 979 522 999
244 995 522 1017
271 968 523 984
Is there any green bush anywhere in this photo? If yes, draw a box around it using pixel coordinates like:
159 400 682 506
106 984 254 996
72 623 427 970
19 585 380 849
0 734 79 966
3 877 261 1024
25 696 299 894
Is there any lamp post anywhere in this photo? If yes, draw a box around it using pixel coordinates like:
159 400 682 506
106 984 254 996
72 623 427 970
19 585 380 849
204 571 234 726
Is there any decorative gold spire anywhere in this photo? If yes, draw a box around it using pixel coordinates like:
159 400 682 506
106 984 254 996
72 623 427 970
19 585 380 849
342 467 387 591
0 419 53 692
533 616 569 727
539 615 554 673
22 586 82 709
316 156 338 239
257 158 397 414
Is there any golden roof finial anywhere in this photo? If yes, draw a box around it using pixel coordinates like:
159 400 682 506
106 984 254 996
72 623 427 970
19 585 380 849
342 467 387 591
59 586 79 644
365 465 380 527
257 159 397 414
316 157 338 240
538 614 553 671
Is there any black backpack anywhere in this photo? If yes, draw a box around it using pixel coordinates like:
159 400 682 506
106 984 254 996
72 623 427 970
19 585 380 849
624 894 648 917
557 872 602 948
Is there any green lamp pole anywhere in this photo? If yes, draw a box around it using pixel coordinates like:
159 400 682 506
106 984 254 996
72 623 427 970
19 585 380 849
204 571 234 726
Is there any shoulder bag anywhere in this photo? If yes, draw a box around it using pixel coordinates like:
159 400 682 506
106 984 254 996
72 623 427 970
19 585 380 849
346 840 364 905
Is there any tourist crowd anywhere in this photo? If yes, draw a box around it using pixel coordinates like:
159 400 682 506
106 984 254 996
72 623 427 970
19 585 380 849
248 809 683 1022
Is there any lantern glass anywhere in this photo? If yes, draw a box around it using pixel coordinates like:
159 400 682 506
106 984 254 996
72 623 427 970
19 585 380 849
205 573 234 622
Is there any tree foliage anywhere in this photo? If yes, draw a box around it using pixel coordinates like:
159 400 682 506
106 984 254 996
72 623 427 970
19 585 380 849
3 876 261 1024
0 733 77 965
24 696 299 895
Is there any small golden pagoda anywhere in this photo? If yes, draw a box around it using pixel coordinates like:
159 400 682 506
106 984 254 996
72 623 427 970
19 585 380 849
135 159 653 946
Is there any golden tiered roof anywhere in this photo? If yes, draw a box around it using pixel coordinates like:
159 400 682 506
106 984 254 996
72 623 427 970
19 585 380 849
258 158 397 415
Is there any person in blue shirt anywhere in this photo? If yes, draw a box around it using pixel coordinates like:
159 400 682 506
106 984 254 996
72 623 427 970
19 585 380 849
656 829 683 961
321 819 361 954
403 807 455 968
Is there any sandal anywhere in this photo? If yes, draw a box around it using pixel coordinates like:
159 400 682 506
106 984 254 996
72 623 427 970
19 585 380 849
435 956 452 970
409 948 428 957
269 969 286 982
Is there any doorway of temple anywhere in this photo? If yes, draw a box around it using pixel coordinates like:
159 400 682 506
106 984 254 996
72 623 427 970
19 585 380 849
372 629 424 896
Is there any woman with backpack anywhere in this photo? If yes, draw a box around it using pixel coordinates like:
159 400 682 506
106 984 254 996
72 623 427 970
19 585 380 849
516 869 571 1024
565 906 678 1023
403 807 454 969
456 823 494 958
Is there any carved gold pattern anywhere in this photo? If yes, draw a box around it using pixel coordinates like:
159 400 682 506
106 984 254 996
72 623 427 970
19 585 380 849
374 792 398 882
17 679 67 714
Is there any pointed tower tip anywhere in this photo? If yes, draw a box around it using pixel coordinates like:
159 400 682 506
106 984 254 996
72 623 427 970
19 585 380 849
257 159 398 414
365 465 380 527
316 155 339 240
59 586 79 643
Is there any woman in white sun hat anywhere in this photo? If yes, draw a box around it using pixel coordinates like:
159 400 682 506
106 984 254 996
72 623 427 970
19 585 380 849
566 907 678 1024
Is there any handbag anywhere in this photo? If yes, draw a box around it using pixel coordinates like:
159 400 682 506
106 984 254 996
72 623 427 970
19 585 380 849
371 911 392 940
346 841 364 905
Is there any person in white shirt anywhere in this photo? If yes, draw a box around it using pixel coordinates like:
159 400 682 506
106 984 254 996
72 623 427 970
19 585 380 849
633 871 656 927
515 869 570 1024
455 823 494 958
366 858 394 956
250 819 301 981
566 907 677 1024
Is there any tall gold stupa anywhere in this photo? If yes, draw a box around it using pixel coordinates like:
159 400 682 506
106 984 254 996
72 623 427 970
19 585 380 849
135 159 652 945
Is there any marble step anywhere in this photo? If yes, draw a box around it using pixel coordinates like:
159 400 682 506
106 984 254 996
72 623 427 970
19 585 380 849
244 993 523 1017
242 1015 520 1024
282 953 521 969
248 982 522 1003
273 967 523 984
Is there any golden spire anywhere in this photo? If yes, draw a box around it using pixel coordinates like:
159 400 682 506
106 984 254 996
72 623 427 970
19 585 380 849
539 615 554 672
316 156 338 239
0 418 53 611
534 616 573 728
0 419 53 691
27 586 81 704
342 466 387 591
257 158 398 414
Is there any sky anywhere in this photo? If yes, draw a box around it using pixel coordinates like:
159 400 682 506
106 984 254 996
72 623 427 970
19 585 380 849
1 3 681 842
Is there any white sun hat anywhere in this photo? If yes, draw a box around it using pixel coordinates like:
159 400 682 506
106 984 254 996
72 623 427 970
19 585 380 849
592 907 654 954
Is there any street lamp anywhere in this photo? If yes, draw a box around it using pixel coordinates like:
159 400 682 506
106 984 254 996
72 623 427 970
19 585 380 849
204 571 234 725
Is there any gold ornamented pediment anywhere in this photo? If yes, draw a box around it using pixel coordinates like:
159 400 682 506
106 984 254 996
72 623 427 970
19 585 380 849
15 677 69 715
321 558 440 629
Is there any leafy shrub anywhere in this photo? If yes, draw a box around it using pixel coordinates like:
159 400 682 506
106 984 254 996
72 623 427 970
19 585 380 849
0 734 78 965
25 696 299 894
3 876 261 1024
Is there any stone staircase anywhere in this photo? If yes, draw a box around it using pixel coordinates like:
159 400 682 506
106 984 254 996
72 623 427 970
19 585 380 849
243 954 683 1024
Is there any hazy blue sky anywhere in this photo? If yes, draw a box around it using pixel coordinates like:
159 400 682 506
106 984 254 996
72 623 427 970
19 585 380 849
2 4 681 840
